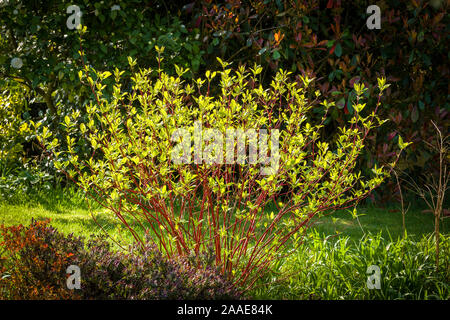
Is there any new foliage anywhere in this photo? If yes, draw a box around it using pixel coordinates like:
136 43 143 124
36 48 405 288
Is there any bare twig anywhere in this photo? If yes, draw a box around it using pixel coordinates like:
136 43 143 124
403 120 448 272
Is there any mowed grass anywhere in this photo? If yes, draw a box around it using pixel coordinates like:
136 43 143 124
0 204 122 239
311 206 447 241
0 187 138 245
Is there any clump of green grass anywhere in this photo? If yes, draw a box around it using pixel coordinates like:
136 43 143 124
251 230 449 300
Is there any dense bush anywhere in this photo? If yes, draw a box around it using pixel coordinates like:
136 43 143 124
0 0 205 116
0 80 31 167
0 161 56 202
35 45 407 289
0 78 63 202
0 220 240 300
0 219 84 299
0 1 208 189
251 230 450 300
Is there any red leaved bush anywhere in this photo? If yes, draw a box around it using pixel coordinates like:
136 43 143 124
0 220 240 300
0 219 82 299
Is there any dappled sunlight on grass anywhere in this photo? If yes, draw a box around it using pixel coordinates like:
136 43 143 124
311 207 447 242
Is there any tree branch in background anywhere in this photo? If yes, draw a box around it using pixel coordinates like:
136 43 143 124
403 121 449 272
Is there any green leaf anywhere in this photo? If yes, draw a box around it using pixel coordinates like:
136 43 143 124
64 115 71 126
398 135 404 149
418 100 425 111
327 40 335 48
334 43 342 57
272 50 281 60
336 98 346 109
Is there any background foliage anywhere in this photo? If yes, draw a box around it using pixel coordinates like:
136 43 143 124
188 0 449 201
1 0 448 202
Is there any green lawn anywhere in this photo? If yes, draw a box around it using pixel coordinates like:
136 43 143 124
311 206 446 241
0 203 137 246
1 197 446 244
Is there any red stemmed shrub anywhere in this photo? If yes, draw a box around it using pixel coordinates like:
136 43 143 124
35 46 406 289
